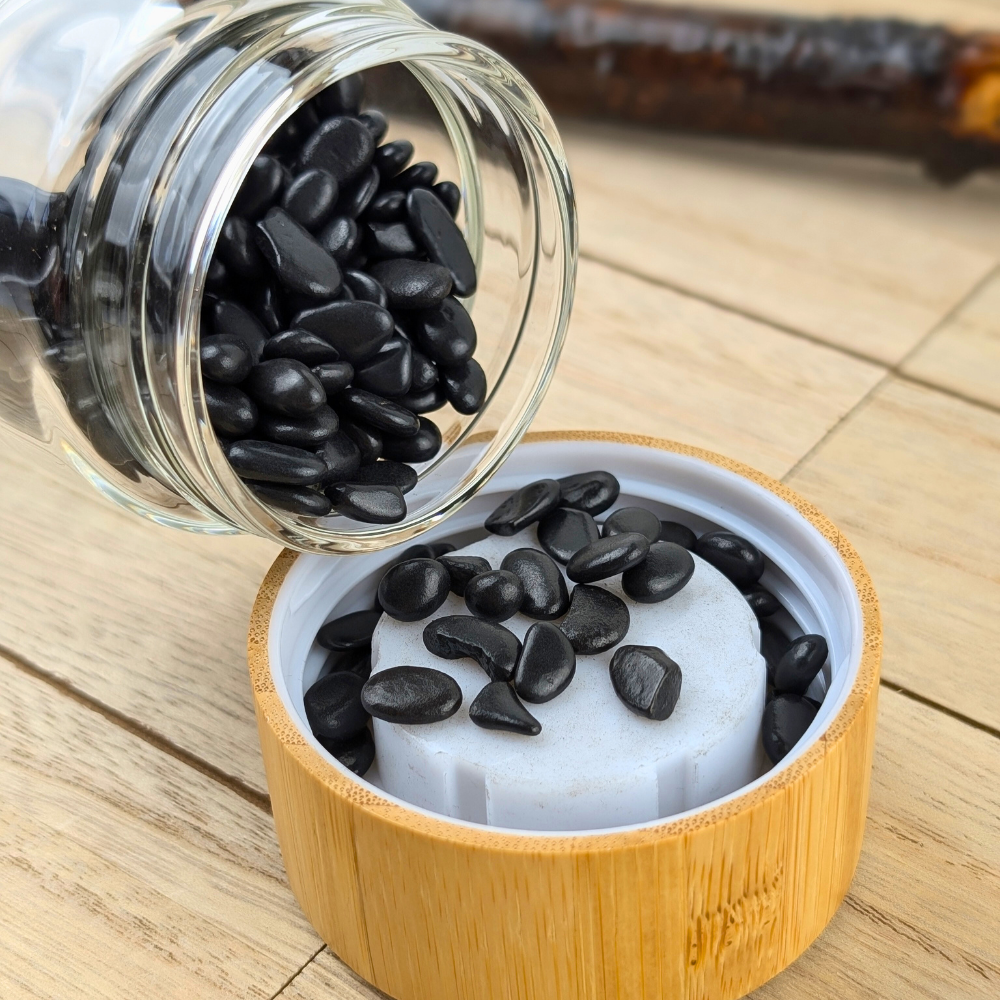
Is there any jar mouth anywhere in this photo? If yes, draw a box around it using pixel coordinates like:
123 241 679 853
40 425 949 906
138 7 576 552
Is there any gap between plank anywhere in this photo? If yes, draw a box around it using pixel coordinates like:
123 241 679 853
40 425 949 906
0 641 273 815
880 680 1000 742
270 944 328 999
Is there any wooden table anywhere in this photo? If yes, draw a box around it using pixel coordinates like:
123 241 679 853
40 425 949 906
2 24 999 1000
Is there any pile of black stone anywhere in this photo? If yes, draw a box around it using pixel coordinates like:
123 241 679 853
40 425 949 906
202 70 484 523
303 471 829 778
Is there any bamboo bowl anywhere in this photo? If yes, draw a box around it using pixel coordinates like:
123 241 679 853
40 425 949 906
248 432 881 1000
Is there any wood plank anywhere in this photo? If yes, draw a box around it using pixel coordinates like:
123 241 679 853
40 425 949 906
563 121 1000 363
533 256 887 478
787 376 1000 731
0 653 321 1000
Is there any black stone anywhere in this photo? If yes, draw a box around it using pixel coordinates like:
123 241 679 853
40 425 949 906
262 328 340 366
265 102 320 155
248 483 332 516
536 507 600 564
410 348 438 391
245 358 326 417
381 416 441 463
438 554 491 597
390 161 438 191
208 299 268 361
406 187 476 296
485 479 562 536
326 482 406 523
373 140 414 178
441 358 486 414
322 646 373 681
317 215 360 263
610 645 682 720
464 570 524 623
258 404 339 446
227 439 328 485
365 189 405 222
432 180 461 217
299 115 375 183
773 634 828 695
694 530 765 588
338 387 419 436
343 269 387 307
500 548 569 620
411 297 476 366
621 541 695 604
281 168 338 231
233 154 285 219
315 431 362 484
358 109 388 142
394 544 437 563
354 335 412 397
341 420 383 464
368 259 452 310
559 584 630 654
350 460 418 494
361 666 462 724
318 608 382 650
255 207 342 299
658 520 697 550
566 532 650 584
293 300 394 363
364 220 421 260
514 622 576 704
319 727 375 776
423 615 521 682
557 471 620 516
743 585 781 619
205 380 257 436
760 622 792 683
602 506 661 544
200 334 253 384
337 166 380 218
377 558 451 622
216 215 266 280
311 360 355 395
247 281 286 335
429 542 456 557
314 74 365 117
304 671 369 742
206 256 228 289
393 386 446 414
762 695 818 763
469 682 541 736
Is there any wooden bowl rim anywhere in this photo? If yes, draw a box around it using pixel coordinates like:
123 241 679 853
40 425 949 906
248 430 882 851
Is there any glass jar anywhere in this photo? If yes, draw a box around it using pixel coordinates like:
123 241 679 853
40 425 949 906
0 0 576 552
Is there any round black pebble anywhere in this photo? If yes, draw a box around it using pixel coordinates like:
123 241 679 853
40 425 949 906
373 139 413 178
326 482 406 524
513 622 576 704
485 479 562 536
381 416 441 464
411 297 476 367
694 530 765 588
354 335 412 398
208 299 268 361
559 584 630 654
406 186 477 296
317 215 360 263
314 73 365 117
343 269 387 307
205 381 257 436
773 634 828 695
349 460 418 494
390 161 438 191
536 507 600 564
557 470 620 516
315 431 361 484
322 646 372 682
566 532 650 584
317 609 382 651
469 682 541 736
341 420 383 464
216 216 266 280
658 520 697 550
262 329 341 366
227 439 327 485
438 554 491 597
368 259 453 310
441 358 487 414
762 695 818 763
299 116 375 184
500 548 569 620
248 483 332 516
339 387 420 437
293 300 394 364
377 558 451 622
318 728 375 776
232 154 285 220
609 645 682 721
311 360 355 395
244 358 326 418
423 615 521 682
258 405 339 446
432 180 461 216
743 585 781 618
760 622 792 683
281 168 338 232
464 569 524 623
303 671 369 742
602 506 661 544
621 541 695 604
254 207 343 300
361 666 462 724
200 334 254 384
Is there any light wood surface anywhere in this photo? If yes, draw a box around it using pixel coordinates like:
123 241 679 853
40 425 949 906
3 20 1000 994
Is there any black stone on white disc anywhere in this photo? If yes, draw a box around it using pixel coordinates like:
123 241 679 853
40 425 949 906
500 548 569 620
621 541 695 604
377 558 451 622
558 584 630 655
469 682 541 736
423 615 521 682
658 520 697 550
536 507 600 564
485 479 562 536
513 622 576 704
464 569 525 623
566 532 650 584
694 530 765 588
609 645 682 721
438 554 491 597
557 470 620 516
362 666 462 724
602 506 661 544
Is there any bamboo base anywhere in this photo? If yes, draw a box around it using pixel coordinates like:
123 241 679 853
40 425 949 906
248 432 881 1000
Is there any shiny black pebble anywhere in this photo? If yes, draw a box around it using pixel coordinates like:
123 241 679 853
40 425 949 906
281 168 338 231
233 155 285 219
410 349 438 391
622 541 695 604
248 483 331 517
406 187 476 296
603 506 661 544
423 616 521 683
365 189 406 222
390 161 438 191
337 165 380 219
558 470 620 516
514 622 576 704
373 140 414 178
314 73 365 117
358 109 388 142
500 548 569 620
432 180 461 217
200 334 253 384
304 671 369 742
319 728 375 776
245 358 326 417
350 460 418 494
381 416 441 463
761 622 792 682
258 404 339 446
470 682 541 736
338 387 419 437
537 507 600 564
411 297 476 366
216 215 266 280
438 554 491 597
394 386 446 414
322 646 372 681
364 220 420 259
441 358 486 414
743 585 781 619
226 439 328 485
659 520 697 550
299 115 375 183
762 695 818 763
293 300 394 363
315 431 361 484
262 328 340 366
465 570 524 623
694 530 765 588
378 558 451 622
485 479 562 536
205 380 257 437
317 608 382 650
362 665 462 724
560 584 630 654
247 280 285 335
341 420 383 464
209 298 268 361
255 207 342 299
610 645 682 720
368 259 452 310
773 634 828 695
354 335 412 397
326 482 406 524
317 216 360 263
343 269 387 307
311 360 355 395
566 532 650 584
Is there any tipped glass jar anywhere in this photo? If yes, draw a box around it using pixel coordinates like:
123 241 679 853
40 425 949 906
0 0 576 552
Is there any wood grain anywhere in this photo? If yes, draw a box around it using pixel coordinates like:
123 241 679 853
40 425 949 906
0 653 321 1000
788 377 1000 731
